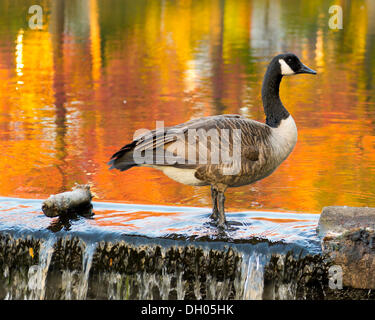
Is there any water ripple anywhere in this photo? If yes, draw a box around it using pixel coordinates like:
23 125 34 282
0 197 321 253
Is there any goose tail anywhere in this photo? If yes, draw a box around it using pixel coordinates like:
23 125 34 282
108 140 138 172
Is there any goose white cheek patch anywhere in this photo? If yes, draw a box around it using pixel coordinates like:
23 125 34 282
279 59 295 75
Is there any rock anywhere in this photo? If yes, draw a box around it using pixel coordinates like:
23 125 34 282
318 206 375 289
318 206 375 237
263 251 375 300
322 229 375 289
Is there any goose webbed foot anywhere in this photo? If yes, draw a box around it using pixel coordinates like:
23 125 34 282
210 209 219 221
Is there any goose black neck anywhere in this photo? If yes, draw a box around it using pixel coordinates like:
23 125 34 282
262 63 289 128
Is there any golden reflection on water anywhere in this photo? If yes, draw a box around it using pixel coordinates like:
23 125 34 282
0 0 375 217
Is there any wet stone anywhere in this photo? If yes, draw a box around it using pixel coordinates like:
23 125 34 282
318 206 375 290
263 251 375 300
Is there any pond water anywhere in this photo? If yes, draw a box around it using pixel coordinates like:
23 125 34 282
0 0 375 233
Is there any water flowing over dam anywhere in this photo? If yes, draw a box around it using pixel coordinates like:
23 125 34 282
0 197 365 300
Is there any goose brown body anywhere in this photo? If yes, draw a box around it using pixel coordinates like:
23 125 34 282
109 53 316 228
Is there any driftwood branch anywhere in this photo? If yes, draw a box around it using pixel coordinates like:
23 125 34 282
42 184 93 218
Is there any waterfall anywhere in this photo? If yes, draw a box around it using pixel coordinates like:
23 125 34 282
241 252 266 300
3 237 56 300
61 269 78 300
60 241 97 300
27 237 56 300
77 242 97 299
0 234 315 300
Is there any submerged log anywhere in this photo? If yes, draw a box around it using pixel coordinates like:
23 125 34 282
42 184 93 218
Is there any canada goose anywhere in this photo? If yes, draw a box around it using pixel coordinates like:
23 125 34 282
109 53 316 228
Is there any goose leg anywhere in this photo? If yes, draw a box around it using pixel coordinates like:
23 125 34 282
217 192 227 228
210 186 219 221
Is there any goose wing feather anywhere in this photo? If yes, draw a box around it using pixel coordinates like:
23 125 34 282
110 115 269 171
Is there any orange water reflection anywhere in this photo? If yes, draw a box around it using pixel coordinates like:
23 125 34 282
0 0 375 221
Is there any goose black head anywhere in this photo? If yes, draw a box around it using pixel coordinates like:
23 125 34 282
276 53 316 76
